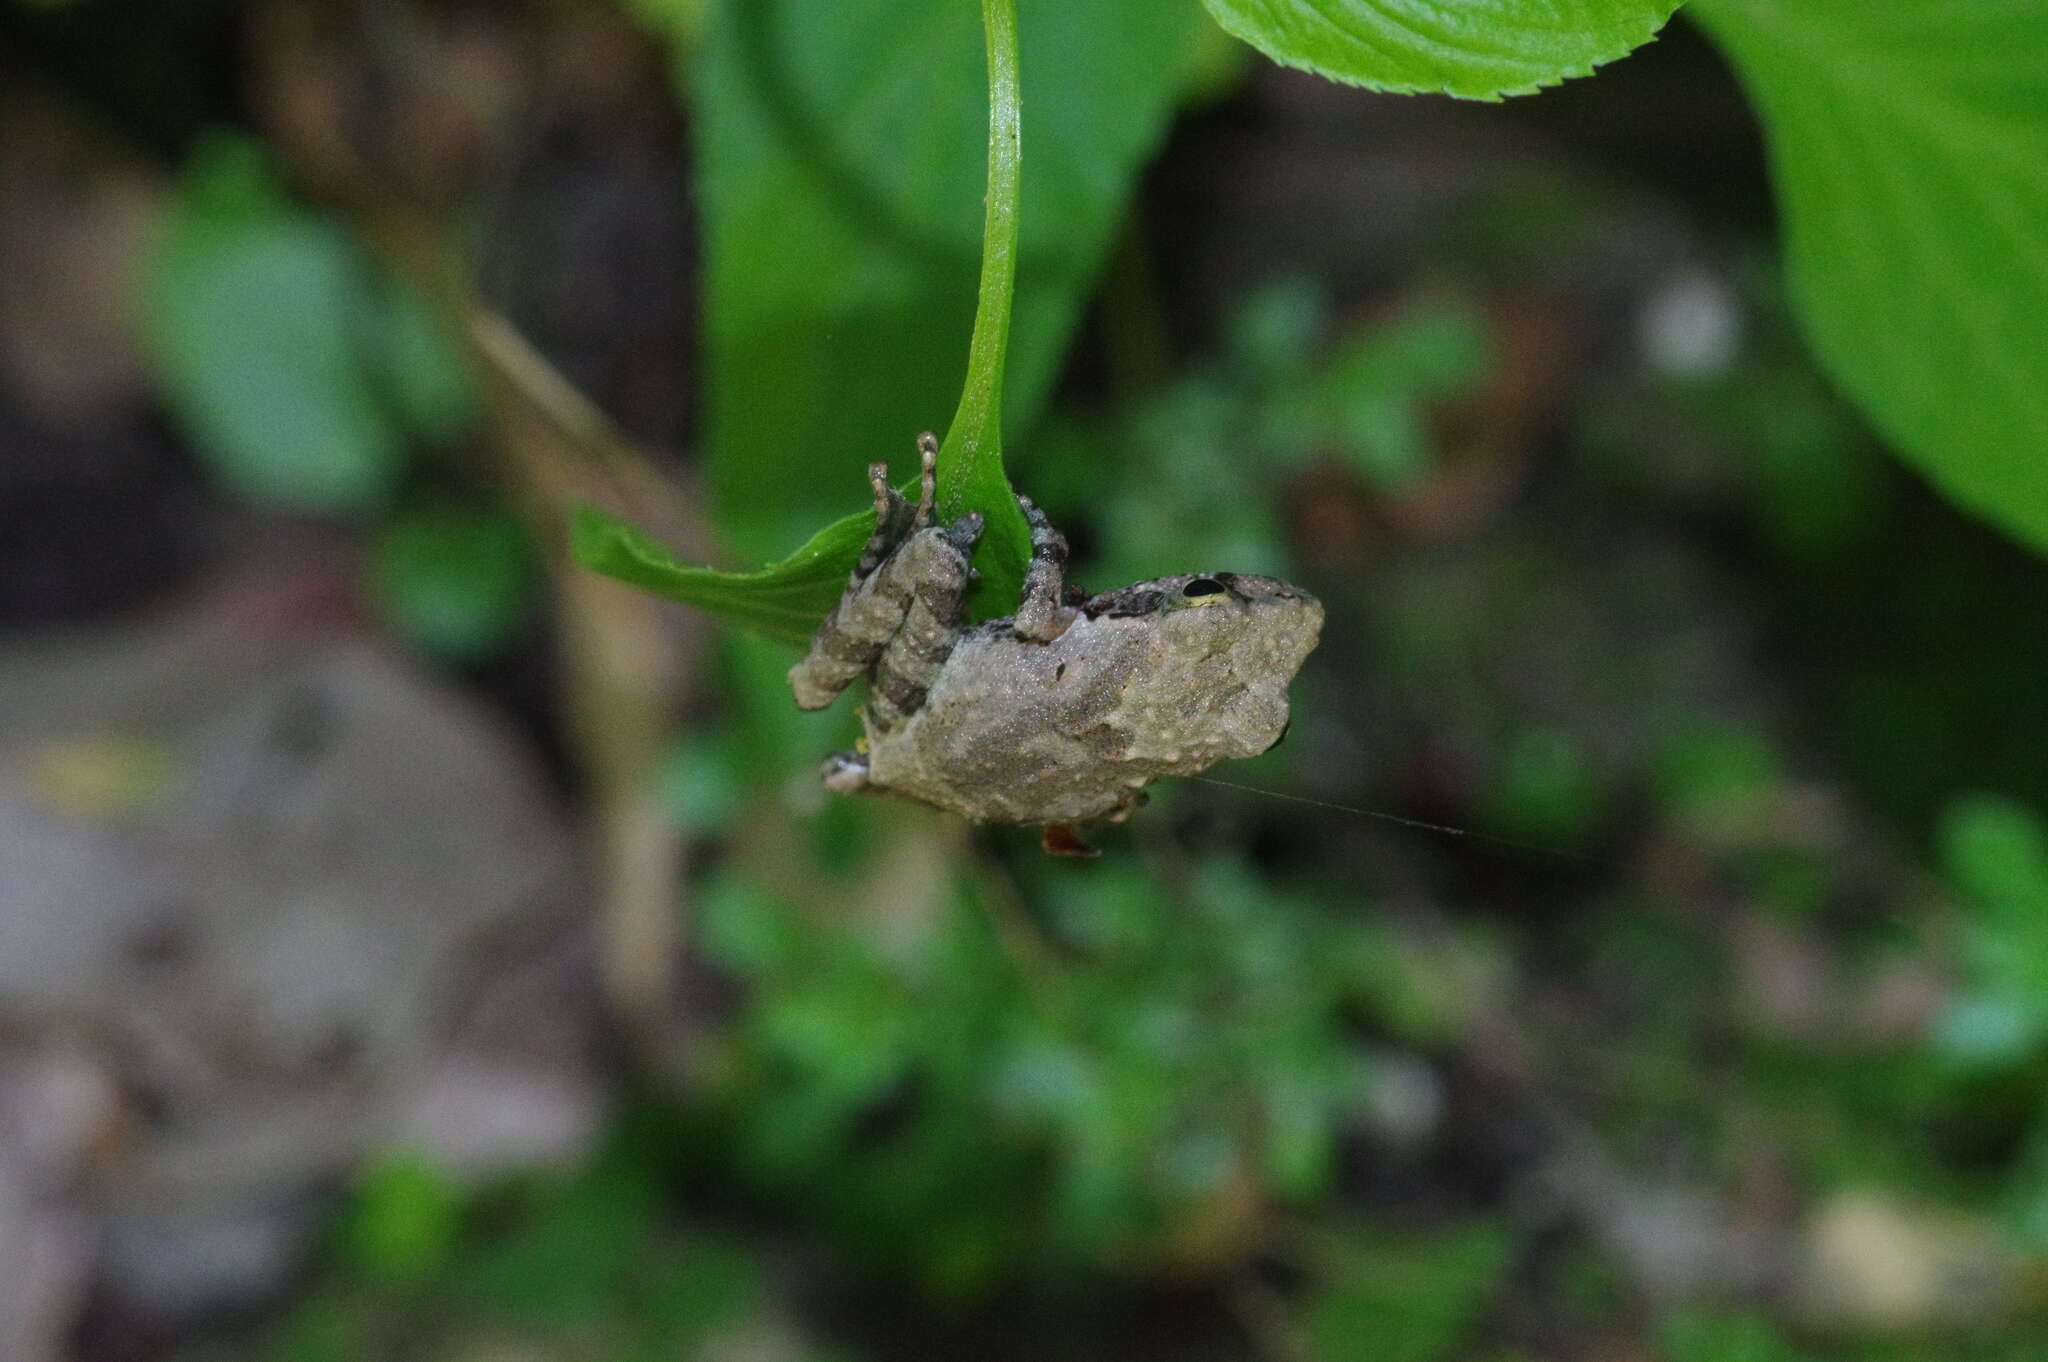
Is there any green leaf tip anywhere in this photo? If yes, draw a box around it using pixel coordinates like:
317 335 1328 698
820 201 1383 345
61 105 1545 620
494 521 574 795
1201 0 1679 100
571 503 874 651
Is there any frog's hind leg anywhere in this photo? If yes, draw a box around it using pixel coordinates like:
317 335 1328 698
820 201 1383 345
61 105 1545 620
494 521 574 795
789 438 934 710
865 511 984 731
1013 495 1078 643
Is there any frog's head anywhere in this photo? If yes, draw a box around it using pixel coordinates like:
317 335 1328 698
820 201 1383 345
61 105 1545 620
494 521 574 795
1077 573 1324 764
1082 572 1322 647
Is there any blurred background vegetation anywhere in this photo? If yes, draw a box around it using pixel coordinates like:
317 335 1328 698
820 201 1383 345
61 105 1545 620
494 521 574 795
3 2 2048 1361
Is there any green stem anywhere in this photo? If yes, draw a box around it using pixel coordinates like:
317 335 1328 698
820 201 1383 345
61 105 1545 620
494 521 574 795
939 0 1030 608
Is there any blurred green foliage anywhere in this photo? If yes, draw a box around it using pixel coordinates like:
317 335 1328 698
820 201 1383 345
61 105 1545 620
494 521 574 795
1933 795 2048 1243
687 853 1444 1297
179 246 2048 1362
370 499 535 664
143 134 545 666
1306 1221 1513 1362
193 1121 853 1362
343 1156 465 1287
81 0 2048 1356
1033 281 1487 590
1659 1311 1811 1362
146 134 477 515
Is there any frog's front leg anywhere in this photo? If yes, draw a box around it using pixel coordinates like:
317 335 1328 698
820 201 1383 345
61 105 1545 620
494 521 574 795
1013 495 1079 643
863 512 984 731
788 433 941 711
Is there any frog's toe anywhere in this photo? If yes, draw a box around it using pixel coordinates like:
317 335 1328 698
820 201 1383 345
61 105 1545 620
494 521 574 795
821 750 871 793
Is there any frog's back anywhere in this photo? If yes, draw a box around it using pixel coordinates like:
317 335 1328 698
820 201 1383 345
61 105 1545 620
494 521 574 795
864 618 1153 824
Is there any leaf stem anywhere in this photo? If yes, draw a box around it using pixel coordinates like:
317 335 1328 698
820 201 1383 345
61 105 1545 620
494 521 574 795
939 0 1030 605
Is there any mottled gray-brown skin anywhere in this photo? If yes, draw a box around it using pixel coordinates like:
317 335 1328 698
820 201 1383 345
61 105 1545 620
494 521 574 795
788 434 1324 826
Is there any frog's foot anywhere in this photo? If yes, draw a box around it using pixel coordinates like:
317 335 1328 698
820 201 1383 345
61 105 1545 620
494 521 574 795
856 461 914 578
1014 495 1078 643
1039 822 1101 858
821 750 870 793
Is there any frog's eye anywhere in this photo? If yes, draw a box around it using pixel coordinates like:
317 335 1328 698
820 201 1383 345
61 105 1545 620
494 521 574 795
1181 577 1227 600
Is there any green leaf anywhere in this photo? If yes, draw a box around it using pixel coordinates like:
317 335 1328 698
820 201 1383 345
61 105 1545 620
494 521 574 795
259 1293 367 1362
341 1154 464 1285
1307 1221 1514 1362
1313 298 1488 488
1481 725 1604 850
145 134 407 514
370 499 535 664
655 732 745 835
371 282 480 449
695 0 1199 566
1201 0 1679 100
1652 724 1783 842
1658 1309 1811 1362
571 503 872 650
1693 0 2048 555
1941 793 2048 923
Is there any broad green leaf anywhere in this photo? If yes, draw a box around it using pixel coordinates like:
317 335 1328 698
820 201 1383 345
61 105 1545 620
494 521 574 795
145 134 406 514
1694 0 2048 555
1201 0 1678 100
695 0 1199 570
572 503 871 650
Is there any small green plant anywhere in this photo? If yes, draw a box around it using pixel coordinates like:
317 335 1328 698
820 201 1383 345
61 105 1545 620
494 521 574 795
1930 794 2048 1244
212 1122 851 1362
685 851 1475 1297
1933 794 2048 1070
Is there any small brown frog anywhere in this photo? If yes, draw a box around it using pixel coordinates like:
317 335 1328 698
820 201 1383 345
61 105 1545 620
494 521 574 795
789 434 1323 848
